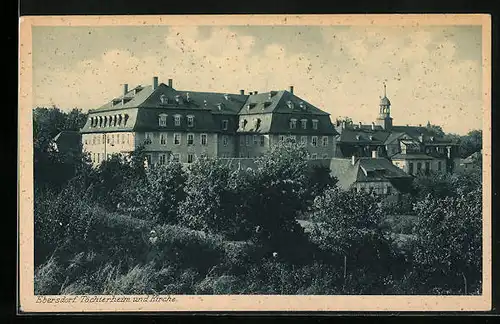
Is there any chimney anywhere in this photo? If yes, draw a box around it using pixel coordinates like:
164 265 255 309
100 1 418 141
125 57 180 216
152 76 159 90
254 91 258 94
249 91 253 95
351 155 356 165
372 150 378 159
289 86 294 94
359 122 362 128
371 122 375 130
240 89 245 95
123 84 128 95
168 78 173 88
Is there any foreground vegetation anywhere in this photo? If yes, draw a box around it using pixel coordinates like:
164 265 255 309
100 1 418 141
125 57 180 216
33 107 483 295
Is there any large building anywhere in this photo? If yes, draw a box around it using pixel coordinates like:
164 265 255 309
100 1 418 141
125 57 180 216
80 76 338 166
334 84 461 174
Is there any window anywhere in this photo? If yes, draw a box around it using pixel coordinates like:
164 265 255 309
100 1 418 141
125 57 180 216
301 136 307 145
425 162 431 173
259 135 265 147
159 154 166 165
127 134 130 144
253 135 258 145
187 154 194 164
322 136 329 147
111 134 115 145
201 134 207 146
289 135 296 143
187 133 194 146
97 153 100 163
409 162 414 175
107 136 110 144
438 161 442 171
312 119 319 130
301 119 307 129
187 116 194 127
222 120 228 130
311 153 318 159
240 136 244 146
311 136 318 147
289 118 297 129
386 186 392 195
159 114 167 127
174 133 181 145
97 136 100 145
92 136 95 145
160 133 167 145
417 162 422 173
279 135 285 142
92 153 95 163
145 132 152 144
121 134 125 144
223 135 228 146
172 153 180 162
246 135 250 146
174 115 181 126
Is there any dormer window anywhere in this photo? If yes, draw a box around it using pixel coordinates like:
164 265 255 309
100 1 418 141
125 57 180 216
203 100 208 107
186 93 190 102
121 98 132 106
356 135 361 141
289 118 297 129
241 119 247 130
174 114 181 126
299 101 306 110
287 101 294 109
118 114 123 126
301 119 307 129
123 114 129 126
369 135 374 141
159 114 168 127
175 95 183 104
224 94 230 101
187 115 194 127
217 103 224 111
134 87 143 95
160 94 168 105
112 99 121 106
312 119 319 130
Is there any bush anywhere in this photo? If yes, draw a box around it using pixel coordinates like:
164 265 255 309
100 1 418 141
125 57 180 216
148 224 225 274
34 256 65 295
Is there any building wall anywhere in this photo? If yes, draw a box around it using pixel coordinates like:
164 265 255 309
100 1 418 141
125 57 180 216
270 134 336 159
216 134 237 158
392 158 446 175
82 131 136 166
135 131 218 164
354 181 396 195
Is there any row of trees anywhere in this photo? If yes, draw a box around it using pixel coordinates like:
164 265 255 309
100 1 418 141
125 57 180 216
33 107 483 295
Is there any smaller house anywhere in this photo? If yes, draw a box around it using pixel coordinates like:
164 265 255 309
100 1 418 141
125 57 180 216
458 150 482 171
329 153 413 195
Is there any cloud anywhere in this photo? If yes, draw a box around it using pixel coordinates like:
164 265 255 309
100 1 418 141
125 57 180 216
33 25 482 134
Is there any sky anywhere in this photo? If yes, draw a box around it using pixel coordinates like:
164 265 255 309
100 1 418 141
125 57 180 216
32 24 483 135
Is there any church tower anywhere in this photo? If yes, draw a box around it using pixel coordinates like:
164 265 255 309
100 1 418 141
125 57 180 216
376 82 393 130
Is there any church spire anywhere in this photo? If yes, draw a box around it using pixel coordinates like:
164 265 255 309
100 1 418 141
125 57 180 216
383 82 387 97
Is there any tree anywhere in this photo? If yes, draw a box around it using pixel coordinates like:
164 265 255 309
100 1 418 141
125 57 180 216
460 129 482 158
411 188 482 294
310 188 399 293
425 123 445 137
122 161 187 224
179 156 242 236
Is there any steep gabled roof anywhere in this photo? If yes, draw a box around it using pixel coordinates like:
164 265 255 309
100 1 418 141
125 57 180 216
337 128 391 144
238 90 329 116
329 157 411 190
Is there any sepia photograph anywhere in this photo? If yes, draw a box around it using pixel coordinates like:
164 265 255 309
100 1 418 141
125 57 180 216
18 14 491 312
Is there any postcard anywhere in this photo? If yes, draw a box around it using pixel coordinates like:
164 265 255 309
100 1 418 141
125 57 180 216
18 14 492 312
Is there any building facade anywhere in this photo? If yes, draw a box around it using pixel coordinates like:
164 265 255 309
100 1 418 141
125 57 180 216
335 84 460 174
80 77 338 166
